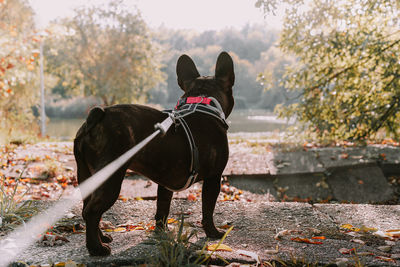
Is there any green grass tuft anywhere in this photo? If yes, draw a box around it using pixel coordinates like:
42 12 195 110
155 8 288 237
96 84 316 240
0 170 37 230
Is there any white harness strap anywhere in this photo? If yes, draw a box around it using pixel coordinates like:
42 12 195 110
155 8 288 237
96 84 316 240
162 96 227 192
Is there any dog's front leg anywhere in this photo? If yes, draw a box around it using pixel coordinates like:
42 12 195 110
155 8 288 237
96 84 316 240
201 176 224 238
155 185 173 231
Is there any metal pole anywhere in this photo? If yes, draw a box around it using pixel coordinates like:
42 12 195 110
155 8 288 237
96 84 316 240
39 40 46 136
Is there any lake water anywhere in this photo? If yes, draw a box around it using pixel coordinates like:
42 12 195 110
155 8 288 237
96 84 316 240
46 109 291 140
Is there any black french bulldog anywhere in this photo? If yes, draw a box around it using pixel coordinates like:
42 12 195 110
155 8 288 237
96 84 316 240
74 52 235 256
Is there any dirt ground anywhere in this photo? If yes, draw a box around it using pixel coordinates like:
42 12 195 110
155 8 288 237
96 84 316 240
5 199 400 266
1 142 400 266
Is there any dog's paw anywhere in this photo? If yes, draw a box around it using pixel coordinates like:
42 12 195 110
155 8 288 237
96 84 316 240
100 233 113 243
205 229 225 239
87 243 111 256
155 221 168 232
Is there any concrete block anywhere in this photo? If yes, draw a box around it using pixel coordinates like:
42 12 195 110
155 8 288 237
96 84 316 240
268 151 325 175
327 163 394 203
313 147 375 169
273 173 332 201
227 174 276 195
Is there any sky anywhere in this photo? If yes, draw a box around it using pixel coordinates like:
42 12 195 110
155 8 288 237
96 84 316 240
29 0 283 31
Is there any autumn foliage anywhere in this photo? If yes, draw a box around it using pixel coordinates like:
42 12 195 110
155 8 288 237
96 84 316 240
258 0 400 141
0 0 41 141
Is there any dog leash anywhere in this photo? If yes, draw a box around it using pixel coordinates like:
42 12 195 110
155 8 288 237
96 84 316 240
0 114 175 266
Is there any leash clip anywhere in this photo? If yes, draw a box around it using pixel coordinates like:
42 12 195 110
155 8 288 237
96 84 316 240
154 114 174 136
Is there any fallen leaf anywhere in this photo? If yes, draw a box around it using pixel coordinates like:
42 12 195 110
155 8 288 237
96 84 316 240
40 233 69 246
125 225 139 231
351 239 365 245
65 260 78 267
207 243 233 252
386 229 400 232
339 248 355 254
359 225 378 232
265 245 279 254
357 252 374 256
187 193 197 201
377 246 391 252
311 236 326 240
385 230 400 238
218 221 233 229
340 224 360 232
291 237 323 244
219 224 232 229
118 196 129 202
274 229 299 240
167 218 178 224
113 227 126 232
237 249 260 265
376 256 396 263
374 230 394 240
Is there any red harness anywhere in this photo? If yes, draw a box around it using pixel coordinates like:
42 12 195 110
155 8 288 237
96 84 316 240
175 96 213 109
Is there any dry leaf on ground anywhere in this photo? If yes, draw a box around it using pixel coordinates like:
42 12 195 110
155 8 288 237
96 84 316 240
206 243 233 252
291 237 323 244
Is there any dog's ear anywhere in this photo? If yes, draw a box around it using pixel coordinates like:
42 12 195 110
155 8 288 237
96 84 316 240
215 51 235 88
176 54 200 91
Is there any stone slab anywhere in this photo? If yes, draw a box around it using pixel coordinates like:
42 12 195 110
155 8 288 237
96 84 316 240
273 173 332 201
227 174 277 195
267 150 325 175
312 147 375 169
326 163 394 203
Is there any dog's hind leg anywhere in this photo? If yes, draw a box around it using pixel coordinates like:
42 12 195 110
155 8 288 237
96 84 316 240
155 185 173 231
75 140 113 246
75 146 113 245
201 175 225 238
82 167 126 256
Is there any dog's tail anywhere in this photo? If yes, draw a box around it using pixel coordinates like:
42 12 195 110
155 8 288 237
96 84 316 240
75 106 105 140
74 106 105 184
85 106 106 134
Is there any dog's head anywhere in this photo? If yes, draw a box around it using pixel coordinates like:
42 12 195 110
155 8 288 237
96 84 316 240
176 52 235 117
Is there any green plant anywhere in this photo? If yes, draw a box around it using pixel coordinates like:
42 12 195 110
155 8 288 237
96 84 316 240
145 215 233 267
0 171 36 230
193 225 232 266
351 249 366 267
42 159 62 179
147 215 200 267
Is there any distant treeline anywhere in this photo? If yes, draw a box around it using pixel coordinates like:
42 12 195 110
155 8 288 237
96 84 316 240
148 24 295 110
46 23 296 115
